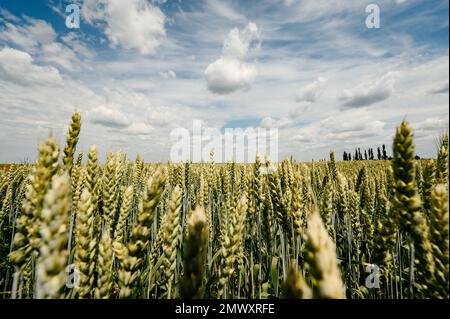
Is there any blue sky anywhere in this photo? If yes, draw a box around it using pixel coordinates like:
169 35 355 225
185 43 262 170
0 0 448 162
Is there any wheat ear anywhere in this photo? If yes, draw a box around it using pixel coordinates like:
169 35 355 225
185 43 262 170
35 173 71 299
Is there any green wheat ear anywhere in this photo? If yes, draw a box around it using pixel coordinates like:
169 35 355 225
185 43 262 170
217 195 247 299
283 264 312 299
86 145 100 213
436 133 448 185
63 112 81 175
160 186 182 299
180 205 208 299
74 188 97 299
421 160 436 214
10 135 60 287
303 206 346 299
429 184 449 298
114 185 134 243
36 173 71 299
95 231 113 299
114 169 167 298
392 120 435 296
102 151 119 227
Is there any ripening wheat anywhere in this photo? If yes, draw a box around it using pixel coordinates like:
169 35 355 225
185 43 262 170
0 113 448 299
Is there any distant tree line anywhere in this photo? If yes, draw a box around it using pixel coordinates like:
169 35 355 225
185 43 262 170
343 144 391 161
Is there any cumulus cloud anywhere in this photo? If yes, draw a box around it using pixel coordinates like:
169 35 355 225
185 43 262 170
89 106 131 128
205 22 260 94
339 72 397 108
0 46 104 161
296 77 328 103
123 121 154 135
0 14 84 70
159 70 176 79
259 116 291 129
0 47 62 86
222 22 260 59
82 0 166 55
288 77 328 117
146 105 191 127
260 116 275 128
205 57 257 94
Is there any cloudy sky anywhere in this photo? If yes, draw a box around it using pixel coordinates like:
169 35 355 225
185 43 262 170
0 0 448 163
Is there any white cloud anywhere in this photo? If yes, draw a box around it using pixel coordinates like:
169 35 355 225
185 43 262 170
82 0 166 55
0 14 85 71
281 108 388 158
0 17 56 50
205 22 260 94
324 128 382 141
285 1 368 24
0 47 62 86
411 116 449 143
0 8 22 23
206 0 246 22
289 105 310 118
260 116 275 128
146 105 191 127
339 72 397 108
124 121 154 135
61 33 96 59
0 48 104 162
205 57 257 94
414 117 449 132
322 116 385 136
223 22 260 59
40 42 80 71
283 0 296 7
292 134 314 143
260 116 291 129
429 82 449 95
159 70 176 79
89 105 131 128
296 77 328 103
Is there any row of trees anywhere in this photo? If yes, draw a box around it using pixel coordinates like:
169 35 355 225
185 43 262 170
343 144 389 161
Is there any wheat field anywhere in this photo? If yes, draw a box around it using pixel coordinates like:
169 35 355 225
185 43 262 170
0 112 448 299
